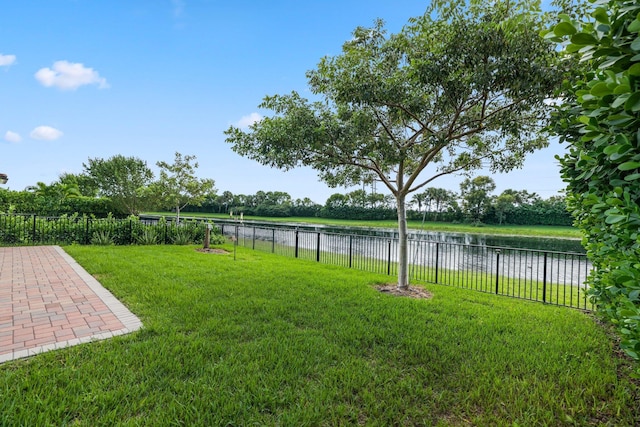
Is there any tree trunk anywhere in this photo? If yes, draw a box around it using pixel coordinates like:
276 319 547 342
396 193 409 290
176 204 181 224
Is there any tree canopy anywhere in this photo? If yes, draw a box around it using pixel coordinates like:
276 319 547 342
225 0 563 289
150 152 215 223
83 155 154 215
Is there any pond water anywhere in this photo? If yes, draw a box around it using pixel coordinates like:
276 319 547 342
216 219 585 253
210 218 589 289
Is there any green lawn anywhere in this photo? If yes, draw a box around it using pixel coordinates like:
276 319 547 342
1 245 637 426
146 211 581 239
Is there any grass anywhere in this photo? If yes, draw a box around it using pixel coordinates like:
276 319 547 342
1 244 638 426
145 211 582 239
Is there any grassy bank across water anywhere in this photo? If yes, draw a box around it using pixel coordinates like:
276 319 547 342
145 212 581 239
1 245 636 425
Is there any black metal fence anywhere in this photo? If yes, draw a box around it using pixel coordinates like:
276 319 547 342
0 214 218 246
0 214 593 311
217 221 593 311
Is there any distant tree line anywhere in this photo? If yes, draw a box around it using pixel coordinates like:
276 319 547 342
0 157 571 227
0 153 213 220
185 176 571 226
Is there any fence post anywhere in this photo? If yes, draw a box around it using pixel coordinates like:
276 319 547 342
85 217 90 244
495 249 501 294
387 240 392 276
32 214 37 243
272 228 275 253
295 229 299 258
252 226 256 250
435 242 440 284
129 218 133 244
349 235 353 268
542 252 548 304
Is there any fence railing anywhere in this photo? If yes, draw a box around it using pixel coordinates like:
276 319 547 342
0 214 216 246
217 221 593 311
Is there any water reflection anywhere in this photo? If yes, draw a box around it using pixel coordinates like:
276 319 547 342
220 221 590 290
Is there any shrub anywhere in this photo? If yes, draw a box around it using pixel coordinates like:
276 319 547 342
91 230 114 246
136 228 159 245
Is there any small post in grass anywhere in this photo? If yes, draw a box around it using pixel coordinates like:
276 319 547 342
203 223 211 249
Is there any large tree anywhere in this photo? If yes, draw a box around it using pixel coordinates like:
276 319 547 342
225 0 562 289
151 152 215 223
83 155 154 215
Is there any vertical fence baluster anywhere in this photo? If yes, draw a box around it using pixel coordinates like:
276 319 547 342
435 242 440 284
316 232 321 262
387 240 392 276
542 252 548 304
495 249 501 294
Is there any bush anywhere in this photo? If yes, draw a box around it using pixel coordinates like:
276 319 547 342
91 230 114 246
135 228 159 245
0 214 227 247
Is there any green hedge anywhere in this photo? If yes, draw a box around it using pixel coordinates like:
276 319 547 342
0 214 226 246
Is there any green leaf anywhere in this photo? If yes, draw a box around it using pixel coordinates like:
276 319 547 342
605 213 626 224
570 32 598 46
629 19 640 33
593 48 619 58
612 93 630 108
632 37 640 51
625 92 640 111
554 22 577 36
603 144 621 155
614 84 631 94
590 82 612 97
598 56 624 69
578 115 591 125
592 8 610 24
629 63 640 76
619 161 640 171
607 114 635 126
558 13 571 22
566 43 583 53
624 173 640 181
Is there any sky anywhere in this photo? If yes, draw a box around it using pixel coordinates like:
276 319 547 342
0 0 566 204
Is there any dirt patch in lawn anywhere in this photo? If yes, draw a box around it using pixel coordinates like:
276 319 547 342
376 284 433 300
196 248 230 255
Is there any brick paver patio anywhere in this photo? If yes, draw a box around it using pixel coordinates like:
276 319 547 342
0 246 142 363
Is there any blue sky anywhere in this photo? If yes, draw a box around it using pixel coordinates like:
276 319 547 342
0 0 566 204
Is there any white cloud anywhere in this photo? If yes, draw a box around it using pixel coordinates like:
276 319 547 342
235 112 263 129
30 126 63 141
4 131 22 143
35 60 109 90
0 54 16 67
